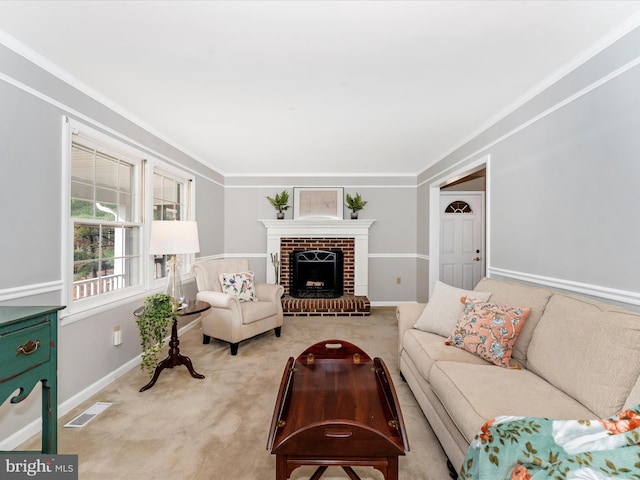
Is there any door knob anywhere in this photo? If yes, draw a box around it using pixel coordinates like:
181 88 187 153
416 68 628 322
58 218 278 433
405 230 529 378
473 257 481 261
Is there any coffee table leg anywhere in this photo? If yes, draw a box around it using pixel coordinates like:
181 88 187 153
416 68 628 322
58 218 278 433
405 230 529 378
387 457 399 480
275 455 286 480
341 466 361 480
309 466 328 480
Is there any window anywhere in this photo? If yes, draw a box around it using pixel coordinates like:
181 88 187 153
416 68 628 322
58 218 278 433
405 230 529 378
152 170 192 280
70 141 142 301
64 118 196 315
153 171 187 221
444 201 473 214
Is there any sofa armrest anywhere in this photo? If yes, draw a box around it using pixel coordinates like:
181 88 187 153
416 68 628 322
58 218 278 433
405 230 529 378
255 282 285 303
396 303 427 364
196 290 239 309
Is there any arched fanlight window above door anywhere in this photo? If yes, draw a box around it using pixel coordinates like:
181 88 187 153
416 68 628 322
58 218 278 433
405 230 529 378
444 200 473 213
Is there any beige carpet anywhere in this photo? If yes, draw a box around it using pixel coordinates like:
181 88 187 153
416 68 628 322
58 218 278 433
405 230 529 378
20 307 452 480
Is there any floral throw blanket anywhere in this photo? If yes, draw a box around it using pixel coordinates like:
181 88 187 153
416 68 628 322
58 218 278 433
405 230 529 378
459 404 640 480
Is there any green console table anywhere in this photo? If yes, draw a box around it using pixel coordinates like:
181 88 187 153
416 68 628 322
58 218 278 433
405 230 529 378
0 305 65 453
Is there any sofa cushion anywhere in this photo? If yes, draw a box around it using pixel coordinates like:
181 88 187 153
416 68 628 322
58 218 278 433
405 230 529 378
527 295 640 418
429 361 596 444
414 281 491 336
473 277 553 366
446 299 531 367
403 328 489 380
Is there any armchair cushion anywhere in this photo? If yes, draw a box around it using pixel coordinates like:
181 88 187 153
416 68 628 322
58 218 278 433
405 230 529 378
241 300 280 324
219 271 257 302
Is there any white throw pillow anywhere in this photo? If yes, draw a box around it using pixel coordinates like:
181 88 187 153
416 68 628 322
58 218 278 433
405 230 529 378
413 281 491 336
219 271 257 302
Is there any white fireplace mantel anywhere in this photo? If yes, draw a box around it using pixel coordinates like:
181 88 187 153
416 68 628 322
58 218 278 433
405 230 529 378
260 219 375 296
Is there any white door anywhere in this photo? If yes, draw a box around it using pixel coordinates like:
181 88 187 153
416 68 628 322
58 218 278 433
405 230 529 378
439 192 484 290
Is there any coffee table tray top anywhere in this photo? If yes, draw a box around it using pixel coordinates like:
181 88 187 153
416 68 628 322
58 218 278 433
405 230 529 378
267 340 409 466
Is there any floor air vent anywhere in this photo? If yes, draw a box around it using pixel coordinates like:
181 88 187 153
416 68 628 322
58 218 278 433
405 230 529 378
64 402 112 428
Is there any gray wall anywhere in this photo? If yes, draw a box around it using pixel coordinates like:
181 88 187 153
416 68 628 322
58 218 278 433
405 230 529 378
417 25 640 306
0 42 224 446
222 179 418 302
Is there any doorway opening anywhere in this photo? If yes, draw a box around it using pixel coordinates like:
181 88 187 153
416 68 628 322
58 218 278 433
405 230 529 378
428 155 489 296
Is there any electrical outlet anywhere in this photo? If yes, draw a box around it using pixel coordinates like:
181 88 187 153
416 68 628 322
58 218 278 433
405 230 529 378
396 277 402 285
113 325 122 346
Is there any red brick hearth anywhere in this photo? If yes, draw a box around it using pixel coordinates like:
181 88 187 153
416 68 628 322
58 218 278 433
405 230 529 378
281 295 371 316
279 237 370 316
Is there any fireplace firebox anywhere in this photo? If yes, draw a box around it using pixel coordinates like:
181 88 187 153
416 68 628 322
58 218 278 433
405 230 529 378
290 250 344 298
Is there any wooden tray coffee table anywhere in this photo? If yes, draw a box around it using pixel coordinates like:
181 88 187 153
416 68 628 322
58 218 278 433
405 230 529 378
267 340 409 480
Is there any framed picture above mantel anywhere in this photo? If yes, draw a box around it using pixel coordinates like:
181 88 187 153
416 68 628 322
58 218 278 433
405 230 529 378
293 187 344 220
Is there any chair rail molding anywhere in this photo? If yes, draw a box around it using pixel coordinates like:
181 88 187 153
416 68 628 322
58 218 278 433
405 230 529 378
488 267 640 308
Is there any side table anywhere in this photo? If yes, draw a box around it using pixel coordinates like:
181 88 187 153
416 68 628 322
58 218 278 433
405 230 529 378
135 300 210 392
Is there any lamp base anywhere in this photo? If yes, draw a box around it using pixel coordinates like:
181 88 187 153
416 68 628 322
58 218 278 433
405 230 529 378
165 255 184 307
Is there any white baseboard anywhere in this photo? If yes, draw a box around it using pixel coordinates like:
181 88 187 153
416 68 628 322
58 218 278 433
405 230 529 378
0 318 201 451
370 301 414 307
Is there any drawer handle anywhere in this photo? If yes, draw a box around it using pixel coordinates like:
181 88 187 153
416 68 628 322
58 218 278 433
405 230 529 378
324 428 353 438
17 339 40 356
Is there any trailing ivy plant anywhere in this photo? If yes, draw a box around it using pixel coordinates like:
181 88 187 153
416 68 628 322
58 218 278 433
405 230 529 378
136 293 175 378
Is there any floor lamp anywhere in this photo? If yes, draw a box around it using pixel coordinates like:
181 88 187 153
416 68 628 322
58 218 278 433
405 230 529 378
149 220 200 307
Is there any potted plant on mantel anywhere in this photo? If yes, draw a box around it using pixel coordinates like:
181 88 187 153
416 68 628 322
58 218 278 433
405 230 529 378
345 192 368 219
266 190 290 219
135 293 175 378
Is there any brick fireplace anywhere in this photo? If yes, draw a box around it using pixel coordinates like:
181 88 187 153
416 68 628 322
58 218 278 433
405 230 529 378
260 219 375 316
281 238 352 297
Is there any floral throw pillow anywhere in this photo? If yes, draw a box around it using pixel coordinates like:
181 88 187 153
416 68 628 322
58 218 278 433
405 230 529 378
219 271 257 302
446 298 531 367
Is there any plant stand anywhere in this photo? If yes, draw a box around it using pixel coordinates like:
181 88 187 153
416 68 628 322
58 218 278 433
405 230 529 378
136 300 210 392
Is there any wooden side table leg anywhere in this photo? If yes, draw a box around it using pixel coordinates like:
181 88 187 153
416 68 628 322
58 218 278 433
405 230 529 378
139 317 204 391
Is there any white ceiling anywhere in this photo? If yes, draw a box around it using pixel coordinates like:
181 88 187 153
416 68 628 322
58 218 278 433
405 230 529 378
1 1 640 177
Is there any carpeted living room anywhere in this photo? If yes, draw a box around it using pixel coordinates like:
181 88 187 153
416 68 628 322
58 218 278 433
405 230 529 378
17 308 453 479
2 2 640 480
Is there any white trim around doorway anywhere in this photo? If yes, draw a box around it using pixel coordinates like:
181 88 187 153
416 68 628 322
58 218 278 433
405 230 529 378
428 154 490 297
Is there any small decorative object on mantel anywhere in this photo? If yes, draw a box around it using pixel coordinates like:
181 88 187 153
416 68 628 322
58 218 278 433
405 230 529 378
266 190 290 219
345 192 368 219
271 252 281 284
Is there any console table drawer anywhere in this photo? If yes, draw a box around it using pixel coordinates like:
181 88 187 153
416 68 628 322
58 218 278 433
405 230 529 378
0 321 51 381
0 306 63 454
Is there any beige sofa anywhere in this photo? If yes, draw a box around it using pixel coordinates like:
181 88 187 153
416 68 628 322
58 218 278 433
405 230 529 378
397 277 640 474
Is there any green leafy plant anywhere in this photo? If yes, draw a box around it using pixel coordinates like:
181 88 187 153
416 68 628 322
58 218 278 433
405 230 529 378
135 294 175 377
266 190 290 213
345 192 368 214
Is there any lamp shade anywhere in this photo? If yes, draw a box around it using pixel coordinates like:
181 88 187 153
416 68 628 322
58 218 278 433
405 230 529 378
149 221 200 255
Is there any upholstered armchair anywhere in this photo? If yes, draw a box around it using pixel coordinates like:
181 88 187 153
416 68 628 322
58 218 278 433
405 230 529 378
191 258 284 355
